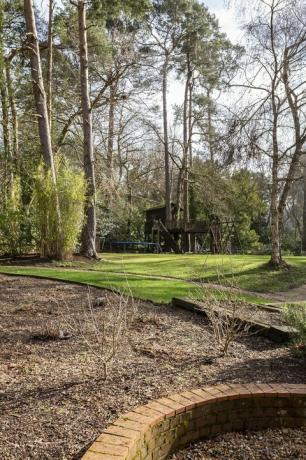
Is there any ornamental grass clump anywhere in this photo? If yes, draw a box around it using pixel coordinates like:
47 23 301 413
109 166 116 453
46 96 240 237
283 303 306 354
32 160 85 260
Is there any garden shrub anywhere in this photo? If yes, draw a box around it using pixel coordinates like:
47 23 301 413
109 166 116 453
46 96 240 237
32 160 85 260
283 304 306 354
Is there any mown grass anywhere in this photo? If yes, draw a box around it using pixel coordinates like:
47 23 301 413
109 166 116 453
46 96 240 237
1 253 306 304
52 253 306 293
0 265 268 305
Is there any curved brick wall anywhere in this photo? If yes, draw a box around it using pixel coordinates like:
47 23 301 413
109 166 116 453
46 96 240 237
82 384 306 460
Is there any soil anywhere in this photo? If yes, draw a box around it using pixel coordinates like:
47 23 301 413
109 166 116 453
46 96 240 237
169 428 306 459
0 274 305 460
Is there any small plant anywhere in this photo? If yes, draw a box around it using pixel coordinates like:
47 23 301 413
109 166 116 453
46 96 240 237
283 303 306 354
205 298 252 355
194 273 254 355
132 311 161 328
61 288 138 381
31 321 71 342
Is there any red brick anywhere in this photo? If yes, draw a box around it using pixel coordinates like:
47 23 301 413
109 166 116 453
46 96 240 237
243 383 266 397
134 405 165 422
230 385 252 398
89 442 129 456
81 384 306 460
202 386 223 397
181 391 204 404
157 397 186 414
168 393 196 410
191 388 216 403
214 384 233 394
105 425 140 440
147 400 175 417
82 452 125 460
254 383 276 396
96 434 131 447
115 418 147 433
123 411 152 424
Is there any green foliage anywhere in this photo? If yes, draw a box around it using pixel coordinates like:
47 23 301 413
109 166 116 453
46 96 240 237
32 160 85 259
0 180 26 256
283 304 306 354
90 0 151 23
167 0 243 88
97 196 146 242
229 170 266 251
192 161 266 251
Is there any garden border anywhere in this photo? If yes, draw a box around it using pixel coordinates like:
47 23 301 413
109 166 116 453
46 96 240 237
172 297 296 343
82 383 306 460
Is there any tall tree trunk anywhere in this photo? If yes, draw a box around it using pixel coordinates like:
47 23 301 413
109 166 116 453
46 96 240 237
47 0 54 131
107 25 115 180
207 88 214 162
107 80 115 180
23 0 56 180
182 55 192 252
77 0 97 258
268 48 283 269
188 79 195 217
127 185 132 237
0 3 11 179
176 166 183 220
162 55 171 222
302 158 306 252
270 156 281 267
188 79 193 169
105 80 115 216
0 66 12 189
188 79 195 252
5 60 18 165
24 0 64 260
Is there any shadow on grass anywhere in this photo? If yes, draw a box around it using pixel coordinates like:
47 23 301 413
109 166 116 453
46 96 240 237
194 262 306 293
0 255 49 266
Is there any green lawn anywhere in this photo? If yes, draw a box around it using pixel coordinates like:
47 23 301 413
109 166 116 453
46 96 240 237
1 254 306 304
54 253 306 293
0 267 198 303
0 264 271 305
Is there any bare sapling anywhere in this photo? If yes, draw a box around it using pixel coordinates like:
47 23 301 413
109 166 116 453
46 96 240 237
194 266 254 355
205 294 253 355
60 286 138 381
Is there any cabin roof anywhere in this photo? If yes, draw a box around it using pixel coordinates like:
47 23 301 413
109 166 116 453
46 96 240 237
145 203 178 213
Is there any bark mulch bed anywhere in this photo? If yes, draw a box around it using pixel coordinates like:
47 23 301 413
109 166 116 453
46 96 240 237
0 274 305 460
169 427 306 459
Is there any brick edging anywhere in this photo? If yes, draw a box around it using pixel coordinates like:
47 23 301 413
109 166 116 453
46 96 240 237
82 384 306 460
